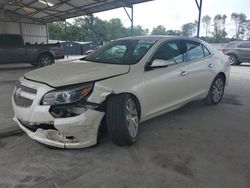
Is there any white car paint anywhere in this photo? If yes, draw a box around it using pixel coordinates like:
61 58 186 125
12 36 230 148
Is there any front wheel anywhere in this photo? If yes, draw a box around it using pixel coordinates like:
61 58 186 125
106 94 139 146
205 75 225 105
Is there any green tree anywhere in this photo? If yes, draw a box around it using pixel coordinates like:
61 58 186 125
130 25 149 36
48 22 65 40
105 18 127 41
202 15 211 37
165 30 183 36
182 22 196 37
242 20 250 39
231 12 247 39
151 25 167 35
212 14 227 42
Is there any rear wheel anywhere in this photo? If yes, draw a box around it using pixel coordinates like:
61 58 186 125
106 94 139 146
37 54 54 67
229 54 239 65
205 75 225 105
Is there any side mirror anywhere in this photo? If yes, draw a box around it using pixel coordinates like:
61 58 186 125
150 59 176 68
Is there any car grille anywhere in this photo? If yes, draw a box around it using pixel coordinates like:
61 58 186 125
14 82 37 107
18 119 57 132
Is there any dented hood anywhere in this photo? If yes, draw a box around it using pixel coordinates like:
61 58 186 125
24 60 130 87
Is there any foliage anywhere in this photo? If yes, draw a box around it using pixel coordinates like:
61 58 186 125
166 30 183 36
151 25 167 35
212 14 227 42
182 22 197 37
48 22 65 40
48 12 250 44
202 15 211 37
48 16 148 43
231 12 247 40
242 21 250 40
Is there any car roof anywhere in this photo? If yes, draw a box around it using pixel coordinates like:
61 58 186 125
117 35 205 43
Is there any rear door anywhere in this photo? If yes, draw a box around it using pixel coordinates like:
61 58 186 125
0 35 26 63
179 40 215 99
237 42 250 62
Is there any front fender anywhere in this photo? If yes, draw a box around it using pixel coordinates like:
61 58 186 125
87 85 113 104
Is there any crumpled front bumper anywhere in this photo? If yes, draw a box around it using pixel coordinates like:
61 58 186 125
14 109 104 149
12 77 105 149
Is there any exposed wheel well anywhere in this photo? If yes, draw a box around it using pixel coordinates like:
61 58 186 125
217 72 226 83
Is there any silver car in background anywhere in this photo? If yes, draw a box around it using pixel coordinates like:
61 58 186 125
222 41 250 65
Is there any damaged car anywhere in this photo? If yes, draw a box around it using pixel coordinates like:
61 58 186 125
12 36 230 148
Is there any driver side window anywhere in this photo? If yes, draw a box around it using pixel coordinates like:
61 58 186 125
152 41 183 64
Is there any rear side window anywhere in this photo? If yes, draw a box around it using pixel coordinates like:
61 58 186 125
238 43 250 48
184 41 204 61
0 35 24 48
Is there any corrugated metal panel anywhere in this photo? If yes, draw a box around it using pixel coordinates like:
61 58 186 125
21 23 46 36
0 0 153 23
0 22 20 34
0 21 48 44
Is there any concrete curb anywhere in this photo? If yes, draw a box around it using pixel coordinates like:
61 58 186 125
0 127 23 139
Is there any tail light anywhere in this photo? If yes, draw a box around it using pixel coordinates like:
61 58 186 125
59 44 64 55
220 48 225 54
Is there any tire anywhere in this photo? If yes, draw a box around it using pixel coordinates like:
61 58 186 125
37 54 54 67
228 54 239 65
205 75 225 105
106 94 139 146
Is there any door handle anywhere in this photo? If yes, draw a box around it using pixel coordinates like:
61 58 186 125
180 71 188 76
208 64 214 68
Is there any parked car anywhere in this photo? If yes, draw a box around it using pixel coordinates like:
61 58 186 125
0 34 64 67
221 41 250 65
12 36 230 148
85 45 102 55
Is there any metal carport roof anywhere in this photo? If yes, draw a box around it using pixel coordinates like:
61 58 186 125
0 0 153 23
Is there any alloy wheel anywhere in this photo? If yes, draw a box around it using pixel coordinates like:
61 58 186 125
41 56 52 66
126 98 139 138
212 78 224 103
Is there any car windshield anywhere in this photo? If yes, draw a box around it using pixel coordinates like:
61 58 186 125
81 39 156 65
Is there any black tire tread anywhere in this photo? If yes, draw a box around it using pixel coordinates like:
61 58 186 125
106 94 137 146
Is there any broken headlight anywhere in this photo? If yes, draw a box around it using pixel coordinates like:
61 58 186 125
41 83 94 105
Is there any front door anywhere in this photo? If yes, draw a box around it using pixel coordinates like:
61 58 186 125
142 40 189 119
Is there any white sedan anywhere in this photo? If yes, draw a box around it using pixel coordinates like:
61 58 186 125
12 36 230 148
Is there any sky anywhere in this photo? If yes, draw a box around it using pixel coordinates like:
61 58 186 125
94 0 250 37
